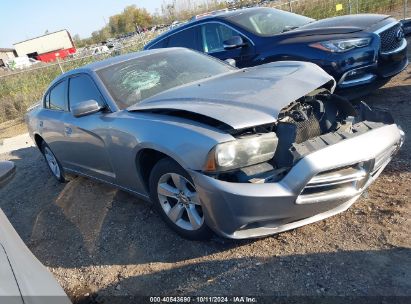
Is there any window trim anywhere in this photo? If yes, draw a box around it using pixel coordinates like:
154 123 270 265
148 20 255 50
44 79 68 112
67 73 109 113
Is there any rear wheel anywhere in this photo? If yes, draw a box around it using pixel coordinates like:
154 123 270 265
149 158 212 240
40 142 70 183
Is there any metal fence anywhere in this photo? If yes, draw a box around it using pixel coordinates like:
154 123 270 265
260 0 409 19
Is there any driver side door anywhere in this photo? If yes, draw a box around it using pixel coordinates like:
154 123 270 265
60 73 116 182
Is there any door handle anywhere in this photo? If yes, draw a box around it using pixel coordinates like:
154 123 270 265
39 121 43 128
65 127 72 135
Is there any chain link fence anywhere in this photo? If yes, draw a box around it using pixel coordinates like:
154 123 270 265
0 0 410 124
258 0 409 19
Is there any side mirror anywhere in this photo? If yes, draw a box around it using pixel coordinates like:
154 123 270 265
71 99 102 117
225 58 236 67
223 36 246 50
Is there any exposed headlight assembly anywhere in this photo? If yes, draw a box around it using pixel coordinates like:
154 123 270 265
204 133 278 172
310 38 372 52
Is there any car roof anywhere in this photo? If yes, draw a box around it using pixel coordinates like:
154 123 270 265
144 7 269 49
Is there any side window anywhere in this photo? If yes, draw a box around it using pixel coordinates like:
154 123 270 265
201 23 239 53
68 74 104 111
48 80 67 111
167 27 200 50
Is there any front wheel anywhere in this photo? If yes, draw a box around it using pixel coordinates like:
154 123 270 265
149 158 213 240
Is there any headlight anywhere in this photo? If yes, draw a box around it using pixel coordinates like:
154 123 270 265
204 133 278 172
310 38 372 52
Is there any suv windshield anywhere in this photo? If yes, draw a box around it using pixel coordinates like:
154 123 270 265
224 8 313 37
97 49 235 109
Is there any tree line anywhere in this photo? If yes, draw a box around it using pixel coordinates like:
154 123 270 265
74 0 237 47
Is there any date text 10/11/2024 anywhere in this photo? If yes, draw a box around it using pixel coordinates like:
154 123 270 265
149 296 258 303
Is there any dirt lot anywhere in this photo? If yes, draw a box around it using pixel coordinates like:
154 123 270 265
1 48 411 304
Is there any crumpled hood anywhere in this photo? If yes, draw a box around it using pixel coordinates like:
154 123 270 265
128 61 335 130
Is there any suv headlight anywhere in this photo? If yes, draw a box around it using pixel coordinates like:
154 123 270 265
310 38 372 52
204 133 278 172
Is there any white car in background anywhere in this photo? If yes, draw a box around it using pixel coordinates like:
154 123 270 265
6 56 40 70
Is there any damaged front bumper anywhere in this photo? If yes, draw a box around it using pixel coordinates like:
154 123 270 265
189 123 404 239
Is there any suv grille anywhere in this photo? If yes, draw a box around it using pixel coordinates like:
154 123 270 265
379 23 404 53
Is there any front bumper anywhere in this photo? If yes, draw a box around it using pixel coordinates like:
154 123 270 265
190 124 404 239
337 38 408 89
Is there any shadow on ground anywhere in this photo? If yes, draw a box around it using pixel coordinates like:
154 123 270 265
73 248 411 303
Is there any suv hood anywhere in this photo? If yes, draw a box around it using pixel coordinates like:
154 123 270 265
128 61 335 130
296 14 390 34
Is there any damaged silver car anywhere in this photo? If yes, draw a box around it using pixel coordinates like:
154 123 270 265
26 48 404 240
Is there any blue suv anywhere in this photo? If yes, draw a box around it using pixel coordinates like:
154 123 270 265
144 7 408 98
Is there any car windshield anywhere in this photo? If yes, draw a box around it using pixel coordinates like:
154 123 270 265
97 49 235 109
224 8 314 37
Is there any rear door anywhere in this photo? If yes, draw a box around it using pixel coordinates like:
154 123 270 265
199 22 255 68
61 73 115 182
39 79 69 163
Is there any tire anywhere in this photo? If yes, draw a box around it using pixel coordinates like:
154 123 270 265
40 141 71 183
149 158 213 240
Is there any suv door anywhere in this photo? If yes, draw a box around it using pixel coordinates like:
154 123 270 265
199 22 255 68
62 73 116 182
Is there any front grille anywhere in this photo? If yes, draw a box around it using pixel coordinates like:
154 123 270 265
297 142 398 205
378 23 404 53
298 163 370 205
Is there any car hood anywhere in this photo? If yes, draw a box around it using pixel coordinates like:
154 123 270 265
296 14 390 34
128 61 335 130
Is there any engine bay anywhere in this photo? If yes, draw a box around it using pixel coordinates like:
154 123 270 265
217 91 395 183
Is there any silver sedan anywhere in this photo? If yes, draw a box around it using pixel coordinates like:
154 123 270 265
26 48 404 240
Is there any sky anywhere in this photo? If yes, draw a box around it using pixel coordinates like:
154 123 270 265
0 0 165 48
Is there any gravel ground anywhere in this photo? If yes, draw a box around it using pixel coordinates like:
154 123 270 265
0 45 410 304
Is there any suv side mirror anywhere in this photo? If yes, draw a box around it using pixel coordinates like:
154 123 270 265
223 36 246 50
71 99 102 117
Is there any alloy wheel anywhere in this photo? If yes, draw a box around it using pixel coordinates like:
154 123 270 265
44 147 61 178
157 173 204 231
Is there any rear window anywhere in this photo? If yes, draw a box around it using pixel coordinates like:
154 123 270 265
167 27 200 50
47 80 67 111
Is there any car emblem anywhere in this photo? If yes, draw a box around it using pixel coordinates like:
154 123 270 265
396 28 404 41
